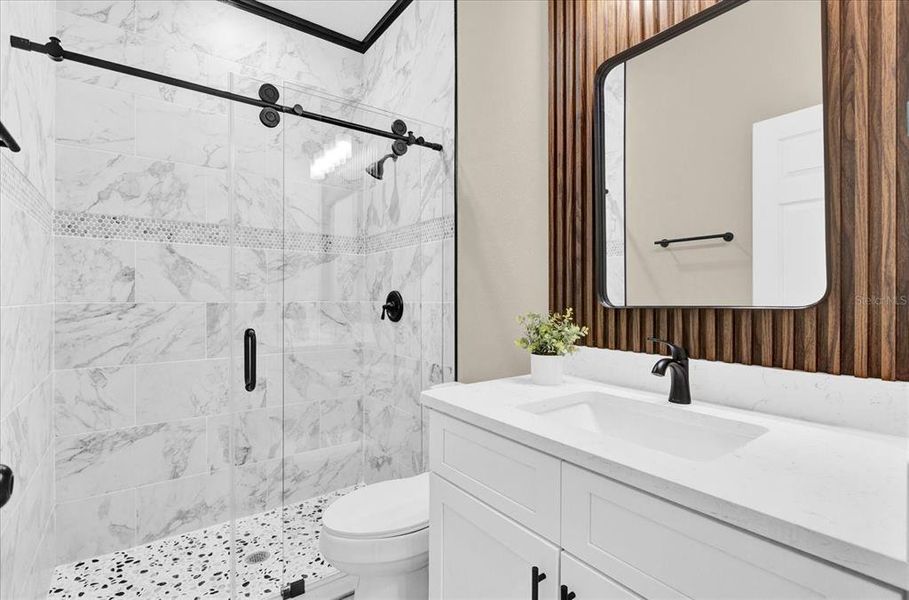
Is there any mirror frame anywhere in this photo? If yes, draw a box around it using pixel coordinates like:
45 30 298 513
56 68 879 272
593 0 831 310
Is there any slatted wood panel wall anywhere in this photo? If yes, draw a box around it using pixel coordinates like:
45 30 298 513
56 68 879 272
550 0 909 381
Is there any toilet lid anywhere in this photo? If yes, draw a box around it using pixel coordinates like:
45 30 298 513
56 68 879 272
322 473 429 539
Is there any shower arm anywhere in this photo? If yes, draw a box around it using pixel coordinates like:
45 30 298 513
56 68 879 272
9 35 443 152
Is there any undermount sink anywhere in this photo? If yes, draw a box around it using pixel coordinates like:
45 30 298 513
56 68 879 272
520 391 768 461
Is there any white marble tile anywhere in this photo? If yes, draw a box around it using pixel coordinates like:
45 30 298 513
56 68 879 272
55 144 217 221
0 0 56 198
234 457 283 517
364 351 422 417
56 0 136 30
420 240 444 302
233 169 283 230
284 178 362 238
54 237 135 302
55 417 207 501
55 489 137 564
135 242 229 302
54 366 135 436
0 376 53 494
135 0 268 68
56 78 135 153
267 22 363 99
135 96 228 169
363 399 422 484
318 302 363 347
282 442 362 505
135 470 230 544
283 401 322 456
128 242 262 303
135 358 230 424
283 348 363 405
204 301 281 358
0 304 53 418
0 197 53 306
320 396 362 447
0 449 54 600
603 63 626 304
54 302 205 369
365 250 393 301
207 407 284 472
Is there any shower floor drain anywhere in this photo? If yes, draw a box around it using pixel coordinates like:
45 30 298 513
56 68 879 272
244 550 272 564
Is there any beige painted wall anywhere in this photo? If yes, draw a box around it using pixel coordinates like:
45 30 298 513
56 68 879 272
456 0 549 383
624 0 822 305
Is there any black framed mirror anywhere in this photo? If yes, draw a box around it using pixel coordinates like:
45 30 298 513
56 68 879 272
594 0 828 309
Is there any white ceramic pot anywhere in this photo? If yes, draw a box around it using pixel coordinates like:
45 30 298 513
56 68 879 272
531 354 564 385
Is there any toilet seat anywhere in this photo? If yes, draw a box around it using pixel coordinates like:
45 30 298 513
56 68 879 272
322 473 429 540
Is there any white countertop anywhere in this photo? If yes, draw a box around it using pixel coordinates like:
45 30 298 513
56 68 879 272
422 376 908 589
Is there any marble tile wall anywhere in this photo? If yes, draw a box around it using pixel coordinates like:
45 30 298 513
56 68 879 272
360 0 456 484
48 0 455 568
0 4 57 597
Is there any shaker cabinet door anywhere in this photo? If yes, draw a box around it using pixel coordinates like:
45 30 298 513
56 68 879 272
430 473 560 600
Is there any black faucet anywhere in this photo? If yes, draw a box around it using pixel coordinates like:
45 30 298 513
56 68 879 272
648 337 691 404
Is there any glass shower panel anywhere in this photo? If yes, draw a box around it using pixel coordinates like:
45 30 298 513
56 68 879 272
278 81 437 591
227 73 287 597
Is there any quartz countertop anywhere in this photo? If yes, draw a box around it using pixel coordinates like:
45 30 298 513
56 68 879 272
422 376 908 589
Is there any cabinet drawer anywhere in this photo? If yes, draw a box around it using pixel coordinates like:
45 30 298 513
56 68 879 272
561 552 647 600
429 411 561 542
562 464 900 599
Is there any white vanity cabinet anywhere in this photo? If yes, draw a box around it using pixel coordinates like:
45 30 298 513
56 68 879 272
427 411 903 600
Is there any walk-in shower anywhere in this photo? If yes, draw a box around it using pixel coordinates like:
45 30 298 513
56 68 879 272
0 1 455 598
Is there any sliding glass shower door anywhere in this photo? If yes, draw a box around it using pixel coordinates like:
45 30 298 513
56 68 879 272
226 74 445 597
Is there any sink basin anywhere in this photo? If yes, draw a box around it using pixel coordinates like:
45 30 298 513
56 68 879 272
520 391 767 461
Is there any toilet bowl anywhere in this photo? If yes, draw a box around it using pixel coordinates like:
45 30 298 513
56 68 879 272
320 473 430 600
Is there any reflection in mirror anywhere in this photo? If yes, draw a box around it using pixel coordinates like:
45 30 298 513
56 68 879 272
598 0 826 308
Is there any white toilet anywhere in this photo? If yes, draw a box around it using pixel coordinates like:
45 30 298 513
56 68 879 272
320 473 430 600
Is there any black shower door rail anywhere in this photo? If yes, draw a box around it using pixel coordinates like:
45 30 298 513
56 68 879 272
9 35 443 152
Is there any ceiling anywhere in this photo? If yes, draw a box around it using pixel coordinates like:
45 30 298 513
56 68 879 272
258 0 398 41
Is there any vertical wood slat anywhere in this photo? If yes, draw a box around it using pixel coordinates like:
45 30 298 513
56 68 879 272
896 0 909 381
549 0 906 381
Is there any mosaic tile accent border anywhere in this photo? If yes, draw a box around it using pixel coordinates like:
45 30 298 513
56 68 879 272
54 210 454 254
0 154 53 231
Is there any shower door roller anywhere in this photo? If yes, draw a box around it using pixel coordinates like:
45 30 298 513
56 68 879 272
0 464 13 509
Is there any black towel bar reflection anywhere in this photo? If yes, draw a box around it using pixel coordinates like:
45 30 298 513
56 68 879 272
654 232 734 248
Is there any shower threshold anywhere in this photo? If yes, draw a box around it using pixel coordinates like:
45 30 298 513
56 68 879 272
47 486 357 599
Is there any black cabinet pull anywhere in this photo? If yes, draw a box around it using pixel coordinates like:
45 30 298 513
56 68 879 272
0 464 13 509
531 566 546 600
244 328 256 392
561 585 576 600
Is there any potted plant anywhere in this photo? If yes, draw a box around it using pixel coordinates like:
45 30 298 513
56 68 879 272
515 308 589 385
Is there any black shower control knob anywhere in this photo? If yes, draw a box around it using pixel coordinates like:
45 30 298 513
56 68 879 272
381 291 404 323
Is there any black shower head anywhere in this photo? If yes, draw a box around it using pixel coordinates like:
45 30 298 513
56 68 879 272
365 153 397 180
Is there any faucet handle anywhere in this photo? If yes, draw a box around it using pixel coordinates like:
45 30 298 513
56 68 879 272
647 337 688 362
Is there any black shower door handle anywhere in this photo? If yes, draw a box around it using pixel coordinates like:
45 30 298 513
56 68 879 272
244 328 256 392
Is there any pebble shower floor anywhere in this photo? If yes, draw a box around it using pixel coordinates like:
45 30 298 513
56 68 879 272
47 487 356 599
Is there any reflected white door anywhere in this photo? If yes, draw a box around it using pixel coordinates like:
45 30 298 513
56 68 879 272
752 104 826 306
